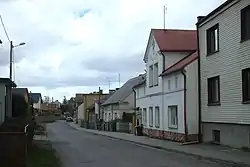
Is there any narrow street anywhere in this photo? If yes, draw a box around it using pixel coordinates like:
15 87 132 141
47 121 229 167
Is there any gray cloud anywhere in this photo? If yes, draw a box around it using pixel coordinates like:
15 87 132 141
82 52 145 74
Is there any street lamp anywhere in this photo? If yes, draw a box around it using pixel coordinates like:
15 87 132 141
10 41 25 80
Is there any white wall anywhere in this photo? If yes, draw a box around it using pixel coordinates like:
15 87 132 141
163 73 185 134
199 0 250 124
33 97 41 111
185 60 199 134
0 84 5 124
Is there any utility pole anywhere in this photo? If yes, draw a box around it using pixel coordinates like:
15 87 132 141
9 41 13 80
98 86 101 120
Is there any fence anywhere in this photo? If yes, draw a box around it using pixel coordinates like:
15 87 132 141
0 132 27 167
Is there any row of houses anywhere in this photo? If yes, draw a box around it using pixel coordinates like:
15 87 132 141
76 0 250 148
0 79 46 124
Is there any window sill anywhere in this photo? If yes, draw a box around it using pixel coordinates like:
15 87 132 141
149 125 153 127
206 50 219 56
207 102 221 106
154 84 159 87
242 100 250 104
240 38 250 43
155 125 160 128
168 126 178 129
149 85 153 88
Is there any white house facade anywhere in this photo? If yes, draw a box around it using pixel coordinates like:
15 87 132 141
136 29 198 142
197 0 250 148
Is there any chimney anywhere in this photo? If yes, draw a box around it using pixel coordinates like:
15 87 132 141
99 89 103 94
197 16 205 23
109 89 115 94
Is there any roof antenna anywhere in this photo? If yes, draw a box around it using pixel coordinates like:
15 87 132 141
164 5 167 30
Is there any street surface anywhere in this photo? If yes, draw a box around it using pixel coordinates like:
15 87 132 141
47 121 230 167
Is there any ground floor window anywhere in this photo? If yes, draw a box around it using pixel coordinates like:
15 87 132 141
155 106 160 127
168 105 178 128
149 107 153 127
143 108 147 126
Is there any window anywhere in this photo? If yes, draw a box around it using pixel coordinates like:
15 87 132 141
175 76 178 89
155 106 160 127
143 86 146 95
143 108 147 125
207 24 219 55
213 130 220 143
136 89 139 98
108 113 111 121
168 80 171 90
241 5 250 41
154 63 159 86
149 65 153 87
149 107 153 126
114 112 117 119
105 113 107 121
168 106 178 128
207 76 220 105
242 68 250 102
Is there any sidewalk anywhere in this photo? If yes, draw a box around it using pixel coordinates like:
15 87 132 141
68 122 250 166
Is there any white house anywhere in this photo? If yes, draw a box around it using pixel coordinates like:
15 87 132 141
30 93 42 112
136 29 197 142
197 0 250 148
102 75 144 122
160 51 199 142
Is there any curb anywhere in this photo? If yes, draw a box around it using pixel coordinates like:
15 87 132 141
68 123 250 167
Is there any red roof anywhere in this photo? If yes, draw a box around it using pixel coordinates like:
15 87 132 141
160 51 198 76
152 29 197 52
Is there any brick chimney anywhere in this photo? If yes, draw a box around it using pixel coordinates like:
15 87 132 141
197 16 205 23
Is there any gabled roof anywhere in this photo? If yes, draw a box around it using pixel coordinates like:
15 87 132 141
153 29 197 52
12 88 29 97
0 78 16 87
196 0 235 26
160 51 198 76
143 29 197 62
30 93 42 103
133 74 146 89
101 75 145 106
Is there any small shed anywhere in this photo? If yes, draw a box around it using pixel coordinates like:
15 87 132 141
0 78 16 124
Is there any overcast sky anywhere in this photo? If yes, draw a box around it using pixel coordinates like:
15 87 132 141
0 0 226 102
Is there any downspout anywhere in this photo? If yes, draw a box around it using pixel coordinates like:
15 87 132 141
160 51 165 138
196 20 202 143
181 70 188 142
132 88 137 125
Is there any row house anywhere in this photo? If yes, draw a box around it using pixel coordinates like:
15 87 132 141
102 75 144 122
134 29 198 142
197 0 250 148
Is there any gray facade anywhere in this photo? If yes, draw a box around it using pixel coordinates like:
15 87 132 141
198 0 250 148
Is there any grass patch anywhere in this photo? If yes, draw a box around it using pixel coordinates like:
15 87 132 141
27 141 61 167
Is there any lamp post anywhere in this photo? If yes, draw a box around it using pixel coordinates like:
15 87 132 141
9 41 25 80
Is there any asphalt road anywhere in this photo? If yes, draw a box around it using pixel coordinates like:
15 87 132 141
47 121 230 167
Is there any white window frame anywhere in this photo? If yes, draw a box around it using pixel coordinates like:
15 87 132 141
154 63 159 86
143 108 147 125
168 105 178 129
175 76 178 89
168 79 171 91
155 106 160 127
149 107 153 126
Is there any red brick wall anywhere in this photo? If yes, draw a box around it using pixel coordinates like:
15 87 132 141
143 128 198 142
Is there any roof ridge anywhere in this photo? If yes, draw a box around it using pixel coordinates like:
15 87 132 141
151 28 196 31
162 50 197 73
